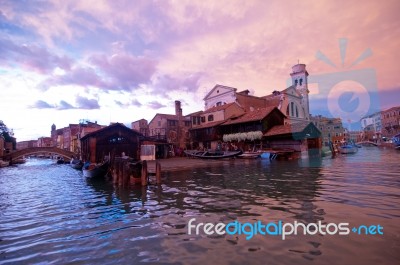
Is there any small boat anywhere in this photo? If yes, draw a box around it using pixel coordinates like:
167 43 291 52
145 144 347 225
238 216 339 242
70 159 84 170
83 161 110 179
56 157 65 164
237 152 261 159
393 134 400 150
184 150 242 159
339 144 358 154
0 159 10 168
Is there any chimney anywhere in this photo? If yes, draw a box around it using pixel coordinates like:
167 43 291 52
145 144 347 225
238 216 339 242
175 100 182 117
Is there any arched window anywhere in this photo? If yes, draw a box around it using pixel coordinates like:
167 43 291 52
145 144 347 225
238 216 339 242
296 106 299 117
286 104 290 116
291 102 294 117
208 115 214 122
294 79 298 86
299 78 303 86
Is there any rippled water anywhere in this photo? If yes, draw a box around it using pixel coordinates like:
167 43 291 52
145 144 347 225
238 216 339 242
1 147 399 264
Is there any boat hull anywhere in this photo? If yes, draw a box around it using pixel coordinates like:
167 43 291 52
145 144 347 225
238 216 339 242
83 161 109 179
184 150 242 159
70 159 83 170
339 145 358 154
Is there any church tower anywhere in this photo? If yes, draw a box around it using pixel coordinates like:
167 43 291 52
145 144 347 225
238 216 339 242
290 64 310 120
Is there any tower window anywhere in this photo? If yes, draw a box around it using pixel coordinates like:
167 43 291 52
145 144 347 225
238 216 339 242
295 79 298 86
291 102 294 117
299 78 303 86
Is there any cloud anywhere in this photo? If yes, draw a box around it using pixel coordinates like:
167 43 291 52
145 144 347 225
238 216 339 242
147 101 166 109
90 53 157 90
30 100 54 109
0 38 72 74
57 100 75 110
151 72 203 95
76 95 100 109
39 67 110 90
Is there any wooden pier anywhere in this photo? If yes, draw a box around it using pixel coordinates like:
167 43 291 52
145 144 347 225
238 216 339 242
110 158 162 187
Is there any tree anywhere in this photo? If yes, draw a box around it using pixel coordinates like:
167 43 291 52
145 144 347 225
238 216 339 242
0 120 15 144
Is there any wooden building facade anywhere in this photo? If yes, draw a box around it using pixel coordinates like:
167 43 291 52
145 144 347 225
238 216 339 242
80 123 142 163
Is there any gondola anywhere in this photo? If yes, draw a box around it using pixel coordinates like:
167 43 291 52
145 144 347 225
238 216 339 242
184 150 242 159
82 160 110 179
70 159 84 170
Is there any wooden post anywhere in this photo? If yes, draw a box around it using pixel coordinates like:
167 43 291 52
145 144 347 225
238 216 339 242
123 162 130 188
113 160 119 185
118 161 124 186
156 161 161 184
141 160 148 186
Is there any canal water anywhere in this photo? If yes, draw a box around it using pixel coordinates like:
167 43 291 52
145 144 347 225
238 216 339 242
0 147 399 265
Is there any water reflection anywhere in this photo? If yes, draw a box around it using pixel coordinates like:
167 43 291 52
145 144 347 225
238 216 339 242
0 148 399 265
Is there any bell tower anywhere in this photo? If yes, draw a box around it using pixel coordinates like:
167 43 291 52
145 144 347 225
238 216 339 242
290 64 310 120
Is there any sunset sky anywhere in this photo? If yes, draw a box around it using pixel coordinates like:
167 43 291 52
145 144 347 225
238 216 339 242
1 0 399 141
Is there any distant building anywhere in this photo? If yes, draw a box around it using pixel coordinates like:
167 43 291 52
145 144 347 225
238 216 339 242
381 106 400 137
131 119 149 137
37 137 52 147
148 101 192 149
345 130 363 143
360 112 381 141
311 115 345 146
16 140 37 150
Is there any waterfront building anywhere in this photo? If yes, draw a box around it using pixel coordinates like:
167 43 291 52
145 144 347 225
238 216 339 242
80 123 142 163
345 130 363 143
203 85 266 111
262 64 310 124
37 137 52 147
189 102 245 149
360 111 382 141
381 106 400 137
16 140 37 150
310 115 345 146
264 121 322 156
147 101 192 150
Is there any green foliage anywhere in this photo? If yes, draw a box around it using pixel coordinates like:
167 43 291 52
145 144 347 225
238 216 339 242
0 120 13 142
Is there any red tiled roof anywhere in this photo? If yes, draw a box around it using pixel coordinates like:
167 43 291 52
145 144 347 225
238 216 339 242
190 120 227 130
264 121 311 137
221 106 278 126
203 102 240 113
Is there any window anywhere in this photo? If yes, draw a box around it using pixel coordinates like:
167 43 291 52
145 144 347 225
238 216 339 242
291 102 294 117
192 117 197 125
158 121 161 126
299 78 303 86
216 102 222 106
201 116 205 123
295 79 298 86
168 120 177 126
295 106 299 117
286 105 290 116
208 115 214 121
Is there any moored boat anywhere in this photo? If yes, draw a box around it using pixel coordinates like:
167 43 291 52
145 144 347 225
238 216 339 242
83 161 110 179
393 133 400 150
339 144 358 154
237 152 261 159
184 150 242 159
0 159 10 168
70 159 84 170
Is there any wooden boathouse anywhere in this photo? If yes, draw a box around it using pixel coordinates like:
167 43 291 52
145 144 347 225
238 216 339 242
80 123 142 163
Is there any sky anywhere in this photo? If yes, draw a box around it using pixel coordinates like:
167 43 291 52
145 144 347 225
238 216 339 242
1 0 399 141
